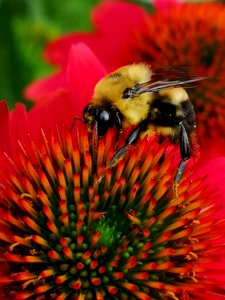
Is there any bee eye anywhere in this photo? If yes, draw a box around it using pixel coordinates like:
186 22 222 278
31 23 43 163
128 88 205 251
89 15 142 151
98 110 110 122
96 110 112 136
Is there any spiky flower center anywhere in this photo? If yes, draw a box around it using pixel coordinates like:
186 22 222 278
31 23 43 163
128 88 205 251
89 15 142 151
0 125 224 300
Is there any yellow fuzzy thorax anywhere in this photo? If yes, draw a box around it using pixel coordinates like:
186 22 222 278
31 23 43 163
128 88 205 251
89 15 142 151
91 63 189 136
92 64 153 126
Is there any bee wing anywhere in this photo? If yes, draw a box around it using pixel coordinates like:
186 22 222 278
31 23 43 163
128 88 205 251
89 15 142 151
134 76 205 94
132 65 206 96
151 65 205 85
151 65 194 80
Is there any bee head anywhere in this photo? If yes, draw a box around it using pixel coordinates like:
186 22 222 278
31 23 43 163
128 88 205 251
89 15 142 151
83 104 121 136
89 64 153 126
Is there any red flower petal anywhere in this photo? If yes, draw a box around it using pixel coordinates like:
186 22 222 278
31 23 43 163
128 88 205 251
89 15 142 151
44 1 147 70
24 43 107 108
9 103 28 153
153 0 183 11
195 157 225 218
66 43 106 116
25 44 106 138
92 0 147 35
24 70 67 101
27 89 74 139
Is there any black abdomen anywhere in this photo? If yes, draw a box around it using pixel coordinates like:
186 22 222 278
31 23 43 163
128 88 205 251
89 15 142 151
148 98 196 134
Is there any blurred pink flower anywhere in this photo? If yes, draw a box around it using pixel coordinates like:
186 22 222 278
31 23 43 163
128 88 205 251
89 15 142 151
153 0 183 11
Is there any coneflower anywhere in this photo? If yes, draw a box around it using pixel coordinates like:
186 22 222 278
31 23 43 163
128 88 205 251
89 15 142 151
0 108 225 299
1 43 225 300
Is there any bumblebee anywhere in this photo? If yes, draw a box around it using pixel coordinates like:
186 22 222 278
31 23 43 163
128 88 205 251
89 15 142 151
82 63 204 189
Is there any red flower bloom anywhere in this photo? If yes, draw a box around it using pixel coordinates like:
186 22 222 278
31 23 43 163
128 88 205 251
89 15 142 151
25 1 225 161
1 44 225 299
153 0 183 11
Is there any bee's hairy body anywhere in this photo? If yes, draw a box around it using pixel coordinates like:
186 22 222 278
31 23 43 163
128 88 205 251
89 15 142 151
82 63 201 190
91 64 196 141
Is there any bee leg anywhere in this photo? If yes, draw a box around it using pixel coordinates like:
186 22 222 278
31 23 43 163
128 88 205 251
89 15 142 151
174 122 191 195
109 126 142 167
97 126 142 182
70 116 84 132
92 122 98 169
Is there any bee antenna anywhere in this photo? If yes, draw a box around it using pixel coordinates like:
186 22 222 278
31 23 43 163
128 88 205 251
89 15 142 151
70 116 84 132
